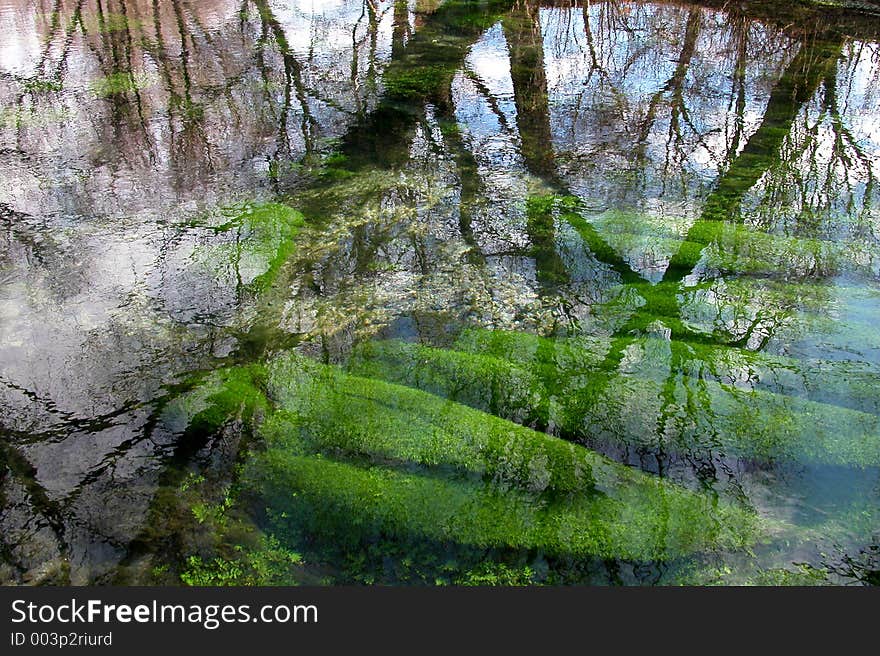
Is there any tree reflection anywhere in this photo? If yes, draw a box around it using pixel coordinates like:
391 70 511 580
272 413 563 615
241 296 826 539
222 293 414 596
2 0 880 583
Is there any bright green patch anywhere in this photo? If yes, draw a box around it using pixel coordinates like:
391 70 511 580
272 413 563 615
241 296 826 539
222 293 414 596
88 71 157 97
249 450 756 563
352 332 880 466
249 351 759 563
191 202 305 292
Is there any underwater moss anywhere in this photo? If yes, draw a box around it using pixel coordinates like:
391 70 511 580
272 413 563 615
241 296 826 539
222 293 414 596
672 561 832 586
384 64 457 100
454 328 611 373
347 340 548 426
154 348 759 576
161 364 268 438
567 368 880 466
88 72 157 97
265 351 595 495
547 197 874 283
192 201 305 292
456 326 880 415
248 450 756 563
248 351 759 562
351 332 880 466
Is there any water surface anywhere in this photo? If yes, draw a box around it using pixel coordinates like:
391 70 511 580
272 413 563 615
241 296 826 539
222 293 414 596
1 0 880 585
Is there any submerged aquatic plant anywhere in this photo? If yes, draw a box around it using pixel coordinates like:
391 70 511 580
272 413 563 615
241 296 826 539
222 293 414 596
88 71 158 97
189 201 306 292
348 332 880 467
164 349 761 582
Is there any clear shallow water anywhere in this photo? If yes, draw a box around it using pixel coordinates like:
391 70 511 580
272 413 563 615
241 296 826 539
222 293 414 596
1 0 879 585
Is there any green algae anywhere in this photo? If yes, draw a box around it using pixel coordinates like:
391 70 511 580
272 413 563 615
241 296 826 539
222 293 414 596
598 220 859 281
552 269 879 347
151 373 311 587
248 452 756 563
473 332 880 466
346 333 607 428
251 351 759 562
454 328 611 373
192 201 305 292
351 333 880 466
153 465 305 587
639 337 880 416
88 71 157 97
